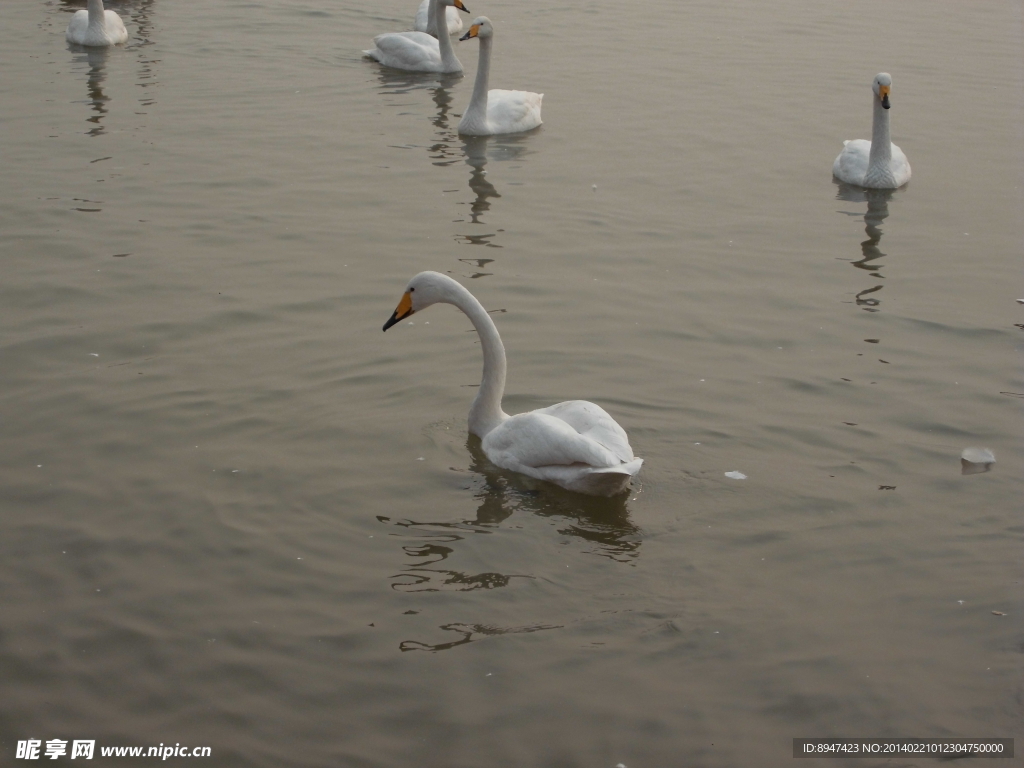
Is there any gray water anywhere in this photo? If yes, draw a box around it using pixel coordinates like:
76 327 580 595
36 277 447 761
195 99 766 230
2 1 1022 766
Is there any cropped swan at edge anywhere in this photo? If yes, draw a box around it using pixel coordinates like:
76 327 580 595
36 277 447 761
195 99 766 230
66 0 128 47
833 73 911 189
458 17 543 136
414 0 463 37
363 0 469 73
383 272 642 496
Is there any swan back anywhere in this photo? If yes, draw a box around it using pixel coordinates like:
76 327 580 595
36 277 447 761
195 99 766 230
66 0 128 46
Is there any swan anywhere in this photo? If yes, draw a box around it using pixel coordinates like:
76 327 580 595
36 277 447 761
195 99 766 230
65 0 128 47
833 73 911 189
414 0 463 37
363 0 469 74
383 272 643 496
458 17 543 136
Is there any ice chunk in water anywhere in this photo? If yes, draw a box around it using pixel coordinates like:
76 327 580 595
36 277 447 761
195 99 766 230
724 471 747 480
961 447 995 475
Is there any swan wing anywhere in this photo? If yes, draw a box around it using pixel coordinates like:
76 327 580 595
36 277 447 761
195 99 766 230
65 10 89 42
365 32 441 70
890 143 912 186
532 400 635 463
833 139 870 185
483 411 625 471
444 7 464 35
485 89 543 134
104 10 128 43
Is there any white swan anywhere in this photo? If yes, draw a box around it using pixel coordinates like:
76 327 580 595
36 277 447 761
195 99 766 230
414 0 463 37
363 0 468 74
458 18 543 136
833 73 911 189
383 272 643 496
66 0 128 47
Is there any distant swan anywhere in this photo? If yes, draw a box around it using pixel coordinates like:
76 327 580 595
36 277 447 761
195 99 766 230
66 0 128 47
414 0 463 37
833 73 911 189
383 272 643 496
458 17 543 136
364 0 469 74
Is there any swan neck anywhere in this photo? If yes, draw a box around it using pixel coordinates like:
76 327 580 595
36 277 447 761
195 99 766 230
869 97 892 166
466 35 492 125
448 282 507 437
87 0 105 25
434 0 458 68
426 0 438 37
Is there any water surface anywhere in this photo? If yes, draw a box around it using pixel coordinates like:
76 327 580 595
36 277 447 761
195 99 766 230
2 1 1022 766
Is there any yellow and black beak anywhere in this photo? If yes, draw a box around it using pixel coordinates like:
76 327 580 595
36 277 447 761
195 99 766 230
383 291 415 332
460 23 480 41
879 84 890 110
453 0 470 14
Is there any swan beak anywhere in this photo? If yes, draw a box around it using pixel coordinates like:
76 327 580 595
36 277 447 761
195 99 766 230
453 0 470 13
383 291 415 332
460 24 480 41
879 84 890 110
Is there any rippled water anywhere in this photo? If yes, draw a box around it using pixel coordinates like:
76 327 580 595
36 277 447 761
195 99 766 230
2 1 1022 766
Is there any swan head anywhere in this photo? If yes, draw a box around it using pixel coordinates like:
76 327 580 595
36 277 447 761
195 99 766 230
459 16 493 41
382 271 460 331
444 0 471 14
873 72 892 110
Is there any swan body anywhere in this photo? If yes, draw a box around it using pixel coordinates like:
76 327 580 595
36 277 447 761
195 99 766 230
458 18 543 136
414 0 463 37
364 0 468 73
833 73 911 189
383 272 642 496
66 0 128 47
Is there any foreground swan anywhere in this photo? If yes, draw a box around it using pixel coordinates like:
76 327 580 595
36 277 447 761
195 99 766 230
66 0 128 47
363 0 468 73
458 18 543 135
414 0 463 37
383 272 643 496
833 73 911 189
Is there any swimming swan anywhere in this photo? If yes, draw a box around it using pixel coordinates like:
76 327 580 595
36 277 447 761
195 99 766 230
66 0 128 47
833 73 911 189
364 0 469 74
383 272 642 496
458 18 543 136
414 0 463 37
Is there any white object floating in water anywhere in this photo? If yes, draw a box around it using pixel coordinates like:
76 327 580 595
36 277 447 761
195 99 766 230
1016 299 1024 304
724 471 747 480
961 447 995 475
961 447 995 463
90 353 99 357
416 457 425 461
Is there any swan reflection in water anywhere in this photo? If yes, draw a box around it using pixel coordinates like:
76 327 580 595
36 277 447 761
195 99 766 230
70 47 111 137
455 132 534 252
62 0 160 134
835 182 896 312
384 439 642 651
